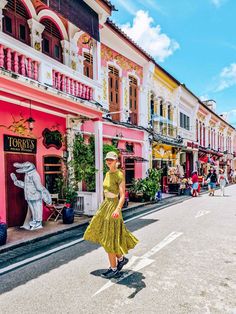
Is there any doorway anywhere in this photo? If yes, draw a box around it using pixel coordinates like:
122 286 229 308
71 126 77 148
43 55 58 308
5 153 36 227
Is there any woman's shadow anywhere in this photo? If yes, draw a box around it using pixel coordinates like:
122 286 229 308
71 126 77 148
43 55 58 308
91 269 146 298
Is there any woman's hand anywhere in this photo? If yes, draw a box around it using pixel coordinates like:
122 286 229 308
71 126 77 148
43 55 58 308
112 209 120 219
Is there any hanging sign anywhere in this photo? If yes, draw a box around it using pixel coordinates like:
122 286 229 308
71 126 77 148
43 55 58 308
4 135 37 154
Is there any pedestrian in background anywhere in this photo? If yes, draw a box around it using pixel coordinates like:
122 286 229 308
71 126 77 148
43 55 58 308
191 171 199 197
206 168 217 196
233 169 236 183
218 169 228 196
84 151 138 279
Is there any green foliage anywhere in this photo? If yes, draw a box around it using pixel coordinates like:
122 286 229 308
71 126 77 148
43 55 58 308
55 176 77 206
71 134 97 192
129 168 162 201
103 144 119 176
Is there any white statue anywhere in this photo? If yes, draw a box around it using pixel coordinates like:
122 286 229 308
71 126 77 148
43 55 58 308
10 162 52 230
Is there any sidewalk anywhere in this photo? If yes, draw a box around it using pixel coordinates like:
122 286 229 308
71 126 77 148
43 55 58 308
0 193 181 268
1 193 175 252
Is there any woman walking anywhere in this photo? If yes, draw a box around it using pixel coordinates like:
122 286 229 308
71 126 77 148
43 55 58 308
84 151 138 279
206 168 217 196
191 171 199 197
218 169 228 196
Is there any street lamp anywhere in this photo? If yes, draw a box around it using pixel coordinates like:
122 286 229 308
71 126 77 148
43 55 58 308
26 100 35 131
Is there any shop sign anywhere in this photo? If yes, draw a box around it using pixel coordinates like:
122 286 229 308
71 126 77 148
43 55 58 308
4 135 37 154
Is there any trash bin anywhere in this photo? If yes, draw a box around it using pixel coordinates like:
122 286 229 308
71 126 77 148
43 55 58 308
0 222 7 246
62 207 74 224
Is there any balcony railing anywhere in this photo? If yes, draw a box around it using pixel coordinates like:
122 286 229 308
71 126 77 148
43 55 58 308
0 44 39 81
0 32 101 103
52 70 93 101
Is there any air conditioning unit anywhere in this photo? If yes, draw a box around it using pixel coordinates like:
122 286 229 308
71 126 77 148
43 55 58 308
75 192 98 216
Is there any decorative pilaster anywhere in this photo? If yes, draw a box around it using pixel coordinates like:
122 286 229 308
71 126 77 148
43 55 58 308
93 40 101 81
120 77 127 123
61 39 70 67
70 39 79 72
94 119 103 205
27 19 45 52
0 0 7 33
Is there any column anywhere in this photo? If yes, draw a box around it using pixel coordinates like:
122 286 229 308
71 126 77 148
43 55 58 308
70 39 79 72
61 39 70 67
0 0 7 33
94 119 103 205
27 19 45 52
143 132 151 177
93 40 101 81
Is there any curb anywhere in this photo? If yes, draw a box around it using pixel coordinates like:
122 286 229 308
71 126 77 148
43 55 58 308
0 185 225 268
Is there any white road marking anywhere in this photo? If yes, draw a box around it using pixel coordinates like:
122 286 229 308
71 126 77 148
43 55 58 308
0 238 84 276
93 256 154 297
93 231 183 297
195 210 210 218
0 198 183 276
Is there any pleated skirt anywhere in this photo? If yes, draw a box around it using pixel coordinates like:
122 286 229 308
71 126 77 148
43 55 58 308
83 197 138 255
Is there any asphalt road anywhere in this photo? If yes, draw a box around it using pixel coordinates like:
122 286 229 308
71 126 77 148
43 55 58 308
0 185 236 314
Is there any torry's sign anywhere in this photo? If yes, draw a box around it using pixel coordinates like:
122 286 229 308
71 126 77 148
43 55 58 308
4 135 37 154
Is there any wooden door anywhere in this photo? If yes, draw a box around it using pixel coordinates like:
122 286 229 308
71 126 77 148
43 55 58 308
108 66 120 121
5 153 36 227
129 76 138 125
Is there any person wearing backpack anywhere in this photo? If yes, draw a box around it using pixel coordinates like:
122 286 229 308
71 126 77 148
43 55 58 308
206 168 218 196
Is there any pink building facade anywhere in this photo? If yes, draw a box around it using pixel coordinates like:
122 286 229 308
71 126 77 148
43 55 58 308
0 0 111 225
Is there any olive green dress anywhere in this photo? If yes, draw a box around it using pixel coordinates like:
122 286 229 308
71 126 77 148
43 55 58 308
84 170 138 255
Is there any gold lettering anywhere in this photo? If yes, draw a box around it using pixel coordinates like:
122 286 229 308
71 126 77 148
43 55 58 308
8 137 13 147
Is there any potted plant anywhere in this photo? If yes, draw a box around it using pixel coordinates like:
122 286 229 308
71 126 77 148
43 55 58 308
129 169 161 202
0 218 7 246
143 169 162 202
62 185 77 224
55 177 77 224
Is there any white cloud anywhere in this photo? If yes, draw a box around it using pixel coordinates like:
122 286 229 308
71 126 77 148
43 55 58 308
222 110 236 126
210 0 227 7
120 10 179 62
115 0 137 15
200 95 210 101
216 63 236 91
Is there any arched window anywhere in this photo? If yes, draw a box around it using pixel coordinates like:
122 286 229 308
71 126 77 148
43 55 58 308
167 105 173 136
160 100 163 117
196 119 199 142
168 104 171 120
150 93 154 116
3 0 30 45
43 155 63 194
108 65 120 121
83 52 93 79
129 76 138 125
203 123 206 147
199 121 202 146
41 19 63 62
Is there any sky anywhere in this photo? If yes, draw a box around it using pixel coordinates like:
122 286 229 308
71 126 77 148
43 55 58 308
110 0 236 127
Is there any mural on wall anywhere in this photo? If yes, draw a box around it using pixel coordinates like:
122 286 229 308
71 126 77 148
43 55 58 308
77 33 93 55
0 114 35 137
101 44 143 82
10 162 52 230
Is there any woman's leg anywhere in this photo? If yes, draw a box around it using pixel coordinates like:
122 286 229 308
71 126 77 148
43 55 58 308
222 184 225 196
108 253 117 269
208 185 212 195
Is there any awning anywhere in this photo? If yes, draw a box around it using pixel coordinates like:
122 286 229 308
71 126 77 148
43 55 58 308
118 148 134 155
124 156 148 163
199 156 208 163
